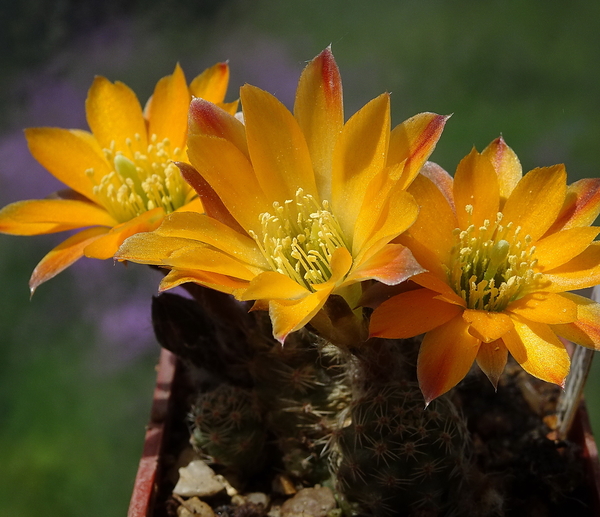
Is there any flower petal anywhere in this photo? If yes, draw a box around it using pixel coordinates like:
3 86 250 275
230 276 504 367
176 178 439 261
506 292 578 324
502 317 569 387
29 226 110 293
186 133 269 234
160 268 249 295
294 46 343 202
86 76 147 155
480 136 522 204
551 292 600 350
0 199 117 235
146 63 191 150
238 272 310 301
419 161 455 212
83 208 165 259
543 242 600 292
501 165 567 242
546 178 600 233
453 148 500 228
463 309 514 342
370 288 464 339
417 315 480 404
388 113 449 190
476 339 508 389
347 243 425 287
25 127 108 200
534 226 600 271
241 84 318 204
331 93 390 240
189 62 230 104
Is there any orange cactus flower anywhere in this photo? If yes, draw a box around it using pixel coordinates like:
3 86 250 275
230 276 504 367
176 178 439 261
0 63 237 292
370 137 600 403
116 48 448 343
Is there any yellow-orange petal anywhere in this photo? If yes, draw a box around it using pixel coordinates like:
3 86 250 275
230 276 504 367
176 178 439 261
501 165 567 242
417 314 480 404
389 113 449 191
29 226 110 293
85 76 147 155
83 207 165 259
410 270 466 307
346 243 425 287
0 199 117 235
331 93 390 240
293 46 343 201
238 272 310 301
547 178 600 233
502 317 569 386
506 292 577 324
543 242 600 292
188 98 249 158
159 268 249 295
189 62 230 104
476 339 508 389
453 148 500 228
241 84 318 204
405 174 458 267
146 63 191 150
154 211 267 268
370 288 464 339
419 161 455 212
186 133 269 234
463 309 514 342
269 287 333 343
25 127 108 200
534 226 600 271
481 136 522 205
550 292 600 350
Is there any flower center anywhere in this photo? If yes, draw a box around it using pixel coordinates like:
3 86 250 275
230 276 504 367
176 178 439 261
86 133 190 223
250 188 348 291
446 205 543 311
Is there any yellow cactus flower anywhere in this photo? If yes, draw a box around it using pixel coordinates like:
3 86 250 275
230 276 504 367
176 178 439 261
370 137 600 403
0 63 237 292
116 48 448 343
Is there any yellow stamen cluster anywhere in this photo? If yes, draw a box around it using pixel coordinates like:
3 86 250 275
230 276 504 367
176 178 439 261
86 134 189 223
446 206 543 311
251 189 348 291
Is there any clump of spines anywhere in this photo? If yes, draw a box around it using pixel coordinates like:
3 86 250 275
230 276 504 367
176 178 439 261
333 380 471 517
190 384 266 475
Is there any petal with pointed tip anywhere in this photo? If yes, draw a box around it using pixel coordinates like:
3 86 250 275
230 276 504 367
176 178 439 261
86 76 147 154
502 318 569 386
476 339 508 389
419 161 455 212
501 165 567 242
0 199 117 235
481 136 522 203
189 62 230 103
29 226 110 293
83 208 165 259
543 242 600 292
331 93 390 239
239 272 310 301
547 178 600 233
241 84 317 204
388 113 449 190
463 309 514 342
534 226 600 271
294 47 343 201
147 63 190 149
186 134 269 234
160 268 249 295
551 293 600 350
417 315 480 403
25 127 108 200
370 288 463 339
454 148 500 228
507 292 577 324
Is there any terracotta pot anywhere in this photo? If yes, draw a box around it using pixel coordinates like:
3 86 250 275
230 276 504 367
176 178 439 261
127 348 600 517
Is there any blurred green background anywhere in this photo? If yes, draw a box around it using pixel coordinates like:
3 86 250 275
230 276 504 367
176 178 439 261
1 1 599 515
